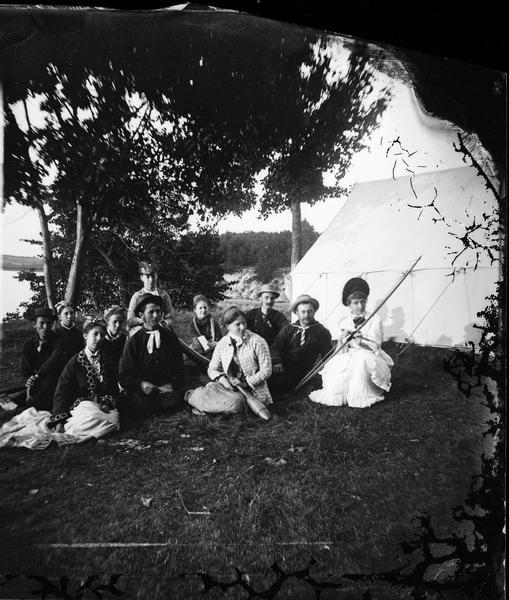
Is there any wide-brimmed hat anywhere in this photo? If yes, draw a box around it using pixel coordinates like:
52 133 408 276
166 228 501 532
257 284 280 299
31 307 56 321
134 293 163 315
290 294 319 314
342 277 370 306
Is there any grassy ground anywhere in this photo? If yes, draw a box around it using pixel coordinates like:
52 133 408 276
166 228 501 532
0 310 488 599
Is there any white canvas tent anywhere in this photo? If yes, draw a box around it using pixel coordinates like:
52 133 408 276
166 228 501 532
289 166 499 348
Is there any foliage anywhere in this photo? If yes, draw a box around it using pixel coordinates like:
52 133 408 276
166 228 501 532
157 231 228 309
3 17 392 298
16 230 227 313
223 271 287 301
258 41 392 213
219 220 319 270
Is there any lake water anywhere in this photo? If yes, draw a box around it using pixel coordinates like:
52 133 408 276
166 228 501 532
0 270 37 317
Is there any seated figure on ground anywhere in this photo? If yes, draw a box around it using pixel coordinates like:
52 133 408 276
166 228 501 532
54 301 85 363
245 284 289 347
102 305 127 385
47 320 121 438
309 278 394 408
126 260 173 336
185 306 272 416
15 307 64 411
188 294 221 359
119 293 185 417
269 294 332 393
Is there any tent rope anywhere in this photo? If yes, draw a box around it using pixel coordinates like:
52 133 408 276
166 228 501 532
395 274 458 356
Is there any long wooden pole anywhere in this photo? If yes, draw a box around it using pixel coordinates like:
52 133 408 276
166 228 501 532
293 255 423 391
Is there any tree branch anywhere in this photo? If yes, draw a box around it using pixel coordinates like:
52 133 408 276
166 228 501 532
453 133 501 201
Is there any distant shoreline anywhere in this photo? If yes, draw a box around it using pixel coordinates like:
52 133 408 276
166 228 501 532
1 255 43 272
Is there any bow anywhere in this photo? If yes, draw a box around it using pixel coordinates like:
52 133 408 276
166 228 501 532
146 329 161 354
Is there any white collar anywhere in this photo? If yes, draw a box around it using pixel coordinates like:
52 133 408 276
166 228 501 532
229 333 245 346
351 312 367 320
292 322 315 330
142 287 160 296
85 347 100 360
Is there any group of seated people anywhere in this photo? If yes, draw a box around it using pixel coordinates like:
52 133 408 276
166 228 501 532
1 260 394 447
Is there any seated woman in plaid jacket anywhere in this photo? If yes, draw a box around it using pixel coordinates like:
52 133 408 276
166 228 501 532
185 306 272 415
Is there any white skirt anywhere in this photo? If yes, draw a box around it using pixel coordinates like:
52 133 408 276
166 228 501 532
64 401 119 438
309 347 393 408
0 402 119 450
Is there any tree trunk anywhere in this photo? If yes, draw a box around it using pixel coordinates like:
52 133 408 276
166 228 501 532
65 201 88 305
35 204 56 309
96 246 130 305
19 100 56 309
291 198 302 269
117 273 130 306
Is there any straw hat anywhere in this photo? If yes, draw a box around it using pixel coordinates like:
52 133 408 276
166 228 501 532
257 284 280 299
290 294 319 314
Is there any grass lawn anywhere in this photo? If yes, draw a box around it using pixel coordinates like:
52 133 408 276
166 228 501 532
0 310 488 599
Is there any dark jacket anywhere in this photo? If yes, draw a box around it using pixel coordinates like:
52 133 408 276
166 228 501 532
52 350 119 416
245 307 289 347
270 321 332 376
54 324 85 364
19 331 64 379
102 333 127 385
188 315 222 354
118 326 185 390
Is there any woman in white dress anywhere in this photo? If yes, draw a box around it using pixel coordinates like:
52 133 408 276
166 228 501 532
309 278 394 408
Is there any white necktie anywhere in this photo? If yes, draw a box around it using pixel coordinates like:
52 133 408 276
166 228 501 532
295 326 306 346
146 330 161 354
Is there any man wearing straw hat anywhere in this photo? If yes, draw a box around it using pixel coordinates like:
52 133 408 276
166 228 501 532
245 284 289 347
269 294 332 393
119 293 185 417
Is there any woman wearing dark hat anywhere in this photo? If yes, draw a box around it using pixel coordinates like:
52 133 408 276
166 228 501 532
309 278 394 408
245 284 289 347
118 293 185 417
15 307 64 411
